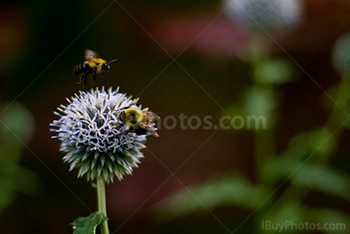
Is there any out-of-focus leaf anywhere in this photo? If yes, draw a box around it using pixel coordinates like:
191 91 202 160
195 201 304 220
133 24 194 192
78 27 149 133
264 200 305 227
224 103 269 132
293 165 350 201
224 104 246 133
262 158 350 201
0 147 21 214
71 212 106 234
152 175 268 221
0 102 34 144
307 129 336 156
0 179 16 212
287 128 336 157
14 166 40 196
244 88 278 116
307 208 350 234
254 59 294 85
0 102 36 215
243 88 279 130
225 104 246 120
287 132 314 157
265 206 349 234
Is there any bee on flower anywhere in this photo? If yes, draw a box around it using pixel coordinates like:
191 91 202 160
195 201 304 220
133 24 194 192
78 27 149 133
50 87 159 183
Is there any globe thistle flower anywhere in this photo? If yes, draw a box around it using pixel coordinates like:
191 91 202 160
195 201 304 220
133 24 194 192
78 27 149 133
332 33 350 76
223 0 302 33
50 87 158 183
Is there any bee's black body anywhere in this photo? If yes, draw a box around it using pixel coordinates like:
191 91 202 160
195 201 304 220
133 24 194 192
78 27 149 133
73 50 116 87
132 125 148 136
73 62 94 77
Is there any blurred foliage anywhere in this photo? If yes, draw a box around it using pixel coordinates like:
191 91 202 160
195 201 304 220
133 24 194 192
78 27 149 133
243 87 279 127
268 200 305 227
152 29 350 233
153 175 268 222
288 128 338 158
253 59 294 85
262 157 350 201
0 102 34 143
0 102 39 215
307 209 350 234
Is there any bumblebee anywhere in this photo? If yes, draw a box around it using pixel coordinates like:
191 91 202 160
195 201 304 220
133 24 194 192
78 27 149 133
73 49 117 86
119 108 159 137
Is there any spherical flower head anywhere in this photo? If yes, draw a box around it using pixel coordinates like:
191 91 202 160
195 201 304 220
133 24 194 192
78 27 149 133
223 0 302 33
50 87 158 183
332 33 350 76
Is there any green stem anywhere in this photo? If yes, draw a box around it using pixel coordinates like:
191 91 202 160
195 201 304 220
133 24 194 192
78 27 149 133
251 36 275 234
263 75 350 219
251 37 275 178
97 177 109 234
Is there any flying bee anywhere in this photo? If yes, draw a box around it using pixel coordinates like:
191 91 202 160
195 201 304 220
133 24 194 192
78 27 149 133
73 49 117 86
119 108 159 137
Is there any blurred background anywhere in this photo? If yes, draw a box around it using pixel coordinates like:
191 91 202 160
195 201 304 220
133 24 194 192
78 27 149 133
1 0 350 233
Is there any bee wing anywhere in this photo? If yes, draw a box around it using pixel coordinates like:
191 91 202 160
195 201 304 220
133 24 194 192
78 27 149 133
85 49 98 61
148 111 160 121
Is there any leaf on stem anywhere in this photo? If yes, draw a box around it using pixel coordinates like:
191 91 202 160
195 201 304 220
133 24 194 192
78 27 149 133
71 212 107 234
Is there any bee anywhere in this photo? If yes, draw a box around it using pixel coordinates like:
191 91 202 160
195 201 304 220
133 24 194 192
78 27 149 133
119 108 159 137
73 49 117 86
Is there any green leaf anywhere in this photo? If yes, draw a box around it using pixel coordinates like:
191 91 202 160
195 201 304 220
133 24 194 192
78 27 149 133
0 102 34 144
152 175 268 221
14 166 40 196
262 158 350 201
71 212 107 234
287 128 337 157
243 88 280 130
307 208 350 234
266 200 305 224
254 59 294 85
223 104 246 133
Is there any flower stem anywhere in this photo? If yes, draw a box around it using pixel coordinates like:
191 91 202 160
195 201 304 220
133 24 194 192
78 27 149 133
263 75 350 220
250 36 275 234
97 177 109 234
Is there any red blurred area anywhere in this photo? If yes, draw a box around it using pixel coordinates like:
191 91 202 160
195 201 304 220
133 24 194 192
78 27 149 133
149 13 251 58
